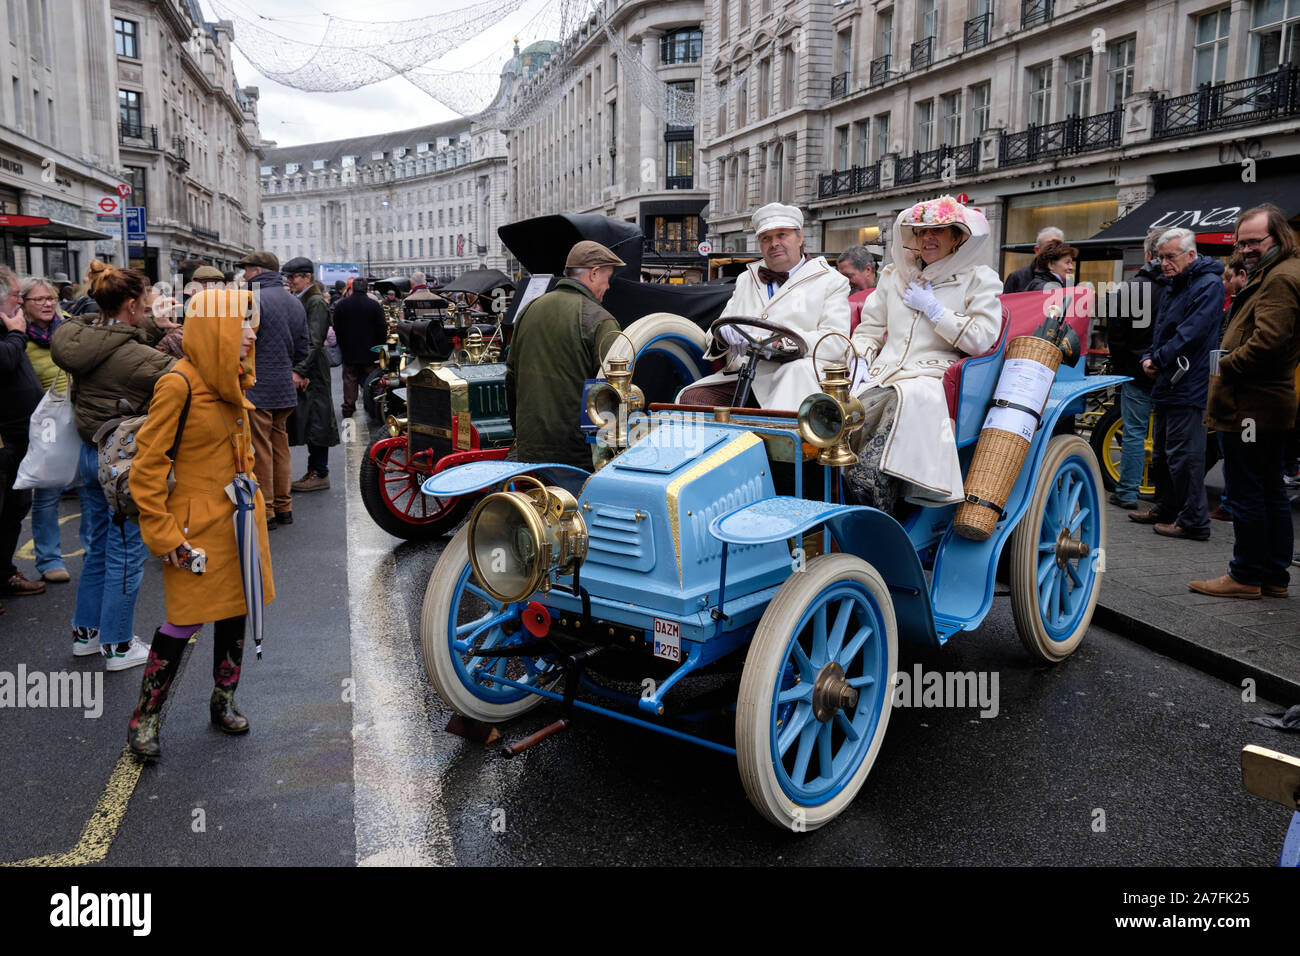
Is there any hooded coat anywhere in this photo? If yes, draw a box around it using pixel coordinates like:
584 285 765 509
130 290 275 625
849 201 1003 503
51 310 176 444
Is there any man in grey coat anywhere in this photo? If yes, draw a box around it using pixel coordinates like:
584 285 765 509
239 251 309 528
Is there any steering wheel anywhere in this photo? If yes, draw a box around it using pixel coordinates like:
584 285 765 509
710 316 808 364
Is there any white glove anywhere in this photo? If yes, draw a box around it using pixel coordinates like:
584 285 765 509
903 281 945 323
849 357 873 394
714 323 749 355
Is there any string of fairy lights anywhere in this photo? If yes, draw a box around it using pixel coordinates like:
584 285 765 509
209 0 755 131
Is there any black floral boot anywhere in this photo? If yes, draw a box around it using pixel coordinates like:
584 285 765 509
210 618 249 735
126 632 189 759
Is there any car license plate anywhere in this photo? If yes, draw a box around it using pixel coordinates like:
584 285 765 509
652 618 681 662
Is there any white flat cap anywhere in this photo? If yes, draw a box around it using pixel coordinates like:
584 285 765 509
751 202 803 236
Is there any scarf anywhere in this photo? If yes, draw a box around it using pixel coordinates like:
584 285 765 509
1246 246 1280 277
25 316 59 347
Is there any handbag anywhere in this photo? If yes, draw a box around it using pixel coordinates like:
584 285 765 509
13 386 81 490
324 324 342 368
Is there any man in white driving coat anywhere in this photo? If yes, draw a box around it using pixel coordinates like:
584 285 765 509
680 203 850 410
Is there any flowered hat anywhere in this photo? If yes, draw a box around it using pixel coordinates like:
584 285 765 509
899 195 976 237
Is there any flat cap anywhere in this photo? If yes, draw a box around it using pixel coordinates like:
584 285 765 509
282 256 315 276
235 250 279 271
564 240 625 270
752 202 804 236
191 265 225 282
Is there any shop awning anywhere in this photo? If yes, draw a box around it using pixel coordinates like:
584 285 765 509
1079 178 1300 249
0 216 112 242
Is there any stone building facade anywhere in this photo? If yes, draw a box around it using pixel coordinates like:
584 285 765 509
112 0 263 279
1 0 127 277
505 0 711 279
0 0 263 282
796 0 1299 284
259 120 511 284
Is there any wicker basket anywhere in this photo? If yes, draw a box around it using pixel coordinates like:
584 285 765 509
954 336 1062 540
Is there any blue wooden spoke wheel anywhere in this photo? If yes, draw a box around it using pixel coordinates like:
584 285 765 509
1009 435 1106 662
737 553 897 831
421 526 557 722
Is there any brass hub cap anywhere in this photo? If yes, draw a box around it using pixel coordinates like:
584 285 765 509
1055 527 1090 568
811 661 859 723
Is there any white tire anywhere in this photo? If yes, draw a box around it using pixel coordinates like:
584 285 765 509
1008 434 1106 662
736 553 898 831
420 525 553 722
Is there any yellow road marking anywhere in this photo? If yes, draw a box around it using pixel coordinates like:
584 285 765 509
15 511 85 561
1 748 142 867
1 636 197 867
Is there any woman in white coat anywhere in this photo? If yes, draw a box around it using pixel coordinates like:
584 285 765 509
846 196 1003 510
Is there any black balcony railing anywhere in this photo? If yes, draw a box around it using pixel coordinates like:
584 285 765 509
964 12 993 50
1153 67 1300 139
170 136 188 168
910 35 935 71
895 142 979 186
1021 0 1053 29
998 108 1121 167
665 175 694 190
831 71 849 97
118 121 158 149
190 224 219 241
817 161 883 199
869 54 891 86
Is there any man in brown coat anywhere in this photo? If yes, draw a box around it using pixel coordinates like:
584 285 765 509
1190 204 1300 599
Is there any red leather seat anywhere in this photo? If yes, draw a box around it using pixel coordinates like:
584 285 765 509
942 289 1093 424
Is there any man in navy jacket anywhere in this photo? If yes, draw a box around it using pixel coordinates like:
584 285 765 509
1130 228 1224 540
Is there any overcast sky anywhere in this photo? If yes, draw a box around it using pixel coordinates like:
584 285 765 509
200 0 560 146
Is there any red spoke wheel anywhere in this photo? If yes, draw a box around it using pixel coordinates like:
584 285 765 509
358 436 472 540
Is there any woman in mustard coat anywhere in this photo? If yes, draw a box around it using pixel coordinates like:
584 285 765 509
126 289 275 759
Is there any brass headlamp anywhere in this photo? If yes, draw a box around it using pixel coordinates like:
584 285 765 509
584 330 645 455
467 476 588 603
797 333 866 468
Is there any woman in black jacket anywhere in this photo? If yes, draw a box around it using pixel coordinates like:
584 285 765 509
1025 239 1079 291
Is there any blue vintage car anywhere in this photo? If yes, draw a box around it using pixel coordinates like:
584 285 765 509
419 292 1124 830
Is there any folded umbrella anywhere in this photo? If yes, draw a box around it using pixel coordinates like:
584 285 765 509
225 472 265 659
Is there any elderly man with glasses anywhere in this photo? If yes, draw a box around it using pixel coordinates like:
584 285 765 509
1189 203 1300 599
1129 227 1224 541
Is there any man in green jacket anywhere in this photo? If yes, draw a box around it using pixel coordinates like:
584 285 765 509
506 241 622 471
1191 203 1300 599
284 257 340 493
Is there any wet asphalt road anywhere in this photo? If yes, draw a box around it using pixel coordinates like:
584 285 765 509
1 383 1296 867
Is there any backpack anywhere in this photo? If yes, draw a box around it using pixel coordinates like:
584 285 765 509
93 370 192 522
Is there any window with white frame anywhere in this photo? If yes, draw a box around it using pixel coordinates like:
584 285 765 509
1105 37 1135 109
781 46 796 109
1194 8 1231 85
878 7 894 59
969 81 991 136
940 90 962 143
1027 62 1053 125
874 111 891 160
915 100 935 151
1250 0 1300 74
855 120 870 165
1065 51 1092 116
919 0 938 39
836 125 850 168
